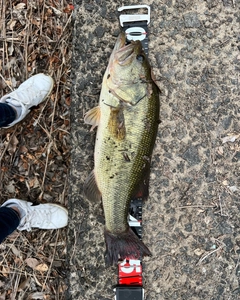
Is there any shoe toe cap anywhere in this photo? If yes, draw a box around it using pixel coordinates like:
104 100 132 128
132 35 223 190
50 207 68 229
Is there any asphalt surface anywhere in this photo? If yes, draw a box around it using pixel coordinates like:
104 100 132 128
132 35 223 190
68 1 240 299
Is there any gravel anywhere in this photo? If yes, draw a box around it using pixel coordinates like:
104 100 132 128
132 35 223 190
68 1 240 299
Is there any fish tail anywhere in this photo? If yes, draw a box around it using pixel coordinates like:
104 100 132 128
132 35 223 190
104 227 151 266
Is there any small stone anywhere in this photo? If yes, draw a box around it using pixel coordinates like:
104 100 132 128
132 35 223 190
182 146 201 165
222 116 232 130
236 265 240 277
95 26 105 38
223 237 233 252
232 152 240 163
185 223 192 232
183 13 201 28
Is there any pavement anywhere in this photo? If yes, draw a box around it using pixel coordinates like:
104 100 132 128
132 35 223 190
67 1 240 299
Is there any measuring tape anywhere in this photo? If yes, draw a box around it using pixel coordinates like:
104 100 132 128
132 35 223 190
118 5 150 56
114 5 151 300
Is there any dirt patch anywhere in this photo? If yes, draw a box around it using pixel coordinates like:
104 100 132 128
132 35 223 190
0 1 72 299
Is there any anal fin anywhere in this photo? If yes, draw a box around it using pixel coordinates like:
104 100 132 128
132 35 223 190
84 170 102 203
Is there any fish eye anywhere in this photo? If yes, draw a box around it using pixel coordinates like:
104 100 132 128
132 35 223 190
136 54 144 62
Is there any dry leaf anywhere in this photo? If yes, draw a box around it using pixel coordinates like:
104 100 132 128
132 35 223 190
51 6 62 16
65 96 71 106
25 257 39 269
4 80 12 87
35 263 48 272
197 208 205 214
33 273 43 287
19 145 28 153
11 76 17 88
0 291 6 300
8 20 17 30
14 3 26 10
28 177 40 188
6 180 15 193
194 248 205 256
18 175 25 182
1 266 10 277
221 133 240 144
32 18 41 26
18 277 30 291
26 153 35 160
10 244 21 257
228 186 239 193
217 146 224 156
63 4 74 14
27 292 45 299
222 180 229 186
8 135 19 155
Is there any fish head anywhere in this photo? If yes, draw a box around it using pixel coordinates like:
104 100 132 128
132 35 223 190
105 32 150 106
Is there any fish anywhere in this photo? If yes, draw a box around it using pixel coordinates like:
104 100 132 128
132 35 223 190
84 32 160 266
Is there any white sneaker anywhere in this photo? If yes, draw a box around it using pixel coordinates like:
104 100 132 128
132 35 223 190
0 73 54 128
1 199 68 231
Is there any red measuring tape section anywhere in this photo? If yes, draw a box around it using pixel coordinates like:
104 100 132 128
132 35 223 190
118 258 143 286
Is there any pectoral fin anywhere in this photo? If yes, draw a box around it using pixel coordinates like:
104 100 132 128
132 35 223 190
84 170 102 203
108 107 126 140
84 106 101 131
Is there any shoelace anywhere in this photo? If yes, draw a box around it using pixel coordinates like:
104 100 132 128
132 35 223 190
11 89 41 105
9 84 50 106
19 208 53 231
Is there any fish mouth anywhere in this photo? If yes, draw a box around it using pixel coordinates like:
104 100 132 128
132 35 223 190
113 32 141 66
112 32 126 52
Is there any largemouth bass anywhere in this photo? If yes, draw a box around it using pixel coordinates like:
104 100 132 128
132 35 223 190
84 32 160 266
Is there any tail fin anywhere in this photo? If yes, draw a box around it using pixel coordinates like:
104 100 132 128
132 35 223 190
104 227 151 266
